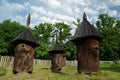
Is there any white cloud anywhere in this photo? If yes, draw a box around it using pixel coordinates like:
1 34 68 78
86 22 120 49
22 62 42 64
13 15 25 24
54 14 75 22
0 0 120 32
14 15 24 21
47 0 62 8
0 1 25 14
65 7 73 15
109 0 120 6
37 0 47 3
10 3 25 11
31 12 40 20
47 11 54 17
108 10 118 17
0 0 26 25
74 7 80 14
84 7 98 16
31 6 47 15
73 0 89 6
97 2 108 11
40 16 61 23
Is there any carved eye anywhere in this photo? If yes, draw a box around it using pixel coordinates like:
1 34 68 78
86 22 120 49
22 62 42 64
21 44 25 47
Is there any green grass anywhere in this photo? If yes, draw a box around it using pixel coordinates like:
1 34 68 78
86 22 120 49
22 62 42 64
0 62 120 80
0 67 7 76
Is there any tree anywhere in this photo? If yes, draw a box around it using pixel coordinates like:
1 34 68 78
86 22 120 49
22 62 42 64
71 18 82 60
0 19 25 56
32 23 54 59
32 22 73 60
53 22 72 44
53 22 73 60
96 14 120 61
73 18 81 27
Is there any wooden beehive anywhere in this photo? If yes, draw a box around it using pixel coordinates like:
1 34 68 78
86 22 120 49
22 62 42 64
72 12 102 74
11 14 39 74
48 43 66 73
13 43 34 73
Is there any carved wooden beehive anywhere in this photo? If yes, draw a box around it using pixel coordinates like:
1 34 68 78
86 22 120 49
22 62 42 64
11 14 39 74
72 12 102 74
48 43 66 73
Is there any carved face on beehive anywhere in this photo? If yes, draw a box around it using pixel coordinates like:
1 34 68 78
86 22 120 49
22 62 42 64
88 39 99 54
16 43 31 52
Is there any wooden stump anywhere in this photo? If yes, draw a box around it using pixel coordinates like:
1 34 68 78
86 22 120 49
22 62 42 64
51 53 66 73
13 43 34 74
76 39 99 74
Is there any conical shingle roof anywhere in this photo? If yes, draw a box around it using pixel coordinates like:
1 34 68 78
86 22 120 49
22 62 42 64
11 28 39 47
49 42 65 53
72 12 102 42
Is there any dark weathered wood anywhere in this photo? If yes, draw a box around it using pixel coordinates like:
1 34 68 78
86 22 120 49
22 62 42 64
76 39 99 74
51 53 66 73
13 43 34 74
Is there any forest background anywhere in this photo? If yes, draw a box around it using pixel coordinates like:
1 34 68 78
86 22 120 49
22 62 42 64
0 14 120 61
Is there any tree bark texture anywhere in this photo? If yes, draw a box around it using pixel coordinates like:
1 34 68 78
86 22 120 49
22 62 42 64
51 53 66 72
76 39 99 74
13 43 34 74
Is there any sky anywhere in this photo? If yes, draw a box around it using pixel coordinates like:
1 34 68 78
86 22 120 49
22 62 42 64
0 0 120 33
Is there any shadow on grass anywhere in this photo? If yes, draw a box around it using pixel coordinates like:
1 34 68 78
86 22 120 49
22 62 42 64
100 67 120 73
56 72 69 75
41 68 69 75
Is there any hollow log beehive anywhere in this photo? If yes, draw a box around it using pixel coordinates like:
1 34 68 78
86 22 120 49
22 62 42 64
11 14 39 74
48 43 66 73
72 13 102 74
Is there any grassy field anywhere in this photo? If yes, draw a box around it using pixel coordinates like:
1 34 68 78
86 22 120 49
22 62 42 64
0 62 120 80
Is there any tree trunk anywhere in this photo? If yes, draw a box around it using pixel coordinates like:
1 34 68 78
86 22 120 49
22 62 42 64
76 39 99 74
51 53 66 72
13 43 34 74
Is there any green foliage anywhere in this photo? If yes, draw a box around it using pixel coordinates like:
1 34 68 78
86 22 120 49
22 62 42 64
0 14 120 60
100 61 120 67
96 14 120 61
53 22 75 60
33 22 74 60
33 23 54 59
53 22 72 44
0 20 74 60
64 41 76 60
73 18 81 27
0 67 7 76
0 19 25 56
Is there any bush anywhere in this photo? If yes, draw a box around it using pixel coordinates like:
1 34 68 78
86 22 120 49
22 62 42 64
0 67 7 76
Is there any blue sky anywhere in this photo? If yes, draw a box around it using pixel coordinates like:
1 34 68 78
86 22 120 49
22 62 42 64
0 0 120 33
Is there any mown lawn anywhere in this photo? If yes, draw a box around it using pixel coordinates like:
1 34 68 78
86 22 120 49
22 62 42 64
0 62 120 80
